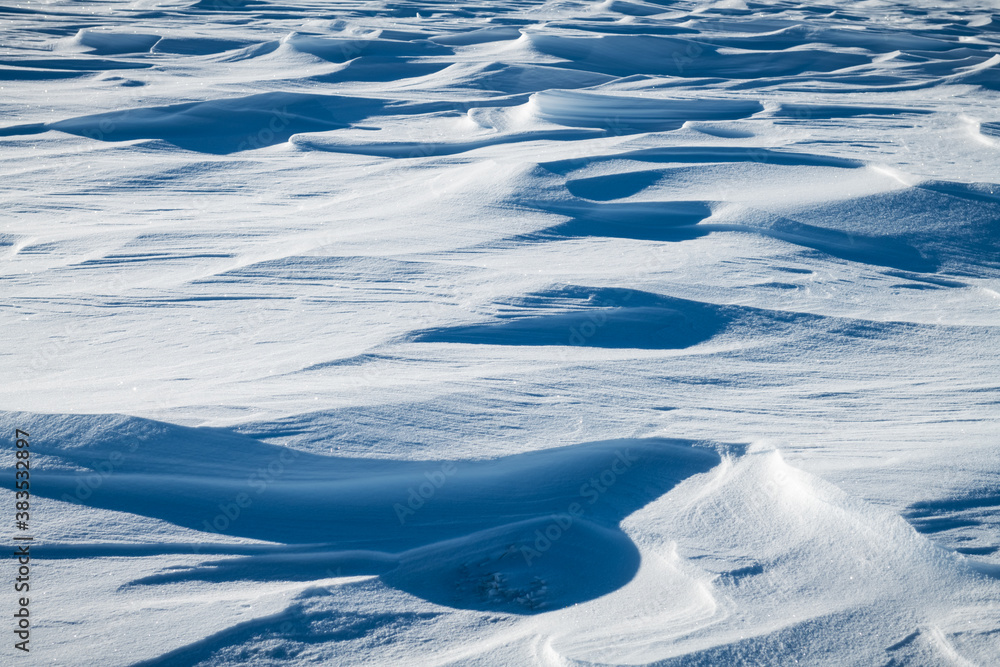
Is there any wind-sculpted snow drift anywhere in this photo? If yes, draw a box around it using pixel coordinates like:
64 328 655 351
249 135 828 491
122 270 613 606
2 0 1000 664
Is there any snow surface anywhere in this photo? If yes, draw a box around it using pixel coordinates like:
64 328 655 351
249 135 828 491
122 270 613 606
2 0 1000 664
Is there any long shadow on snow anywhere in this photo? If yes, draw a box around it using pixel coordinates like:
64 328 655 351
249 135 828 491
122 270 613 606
525 197 936 273
131 604 441 667
533 149 945 273
904 492 1000 558
413 285 732 349
0 92 402 154
18 410 720 614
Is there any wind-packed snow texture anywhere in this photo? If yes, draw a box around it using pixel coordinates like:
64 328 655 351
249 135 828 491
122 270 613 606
2 0 1000 664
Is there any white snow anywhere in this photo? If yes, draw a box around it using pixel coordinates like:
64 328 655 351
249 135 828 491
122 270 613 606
2 0 999 664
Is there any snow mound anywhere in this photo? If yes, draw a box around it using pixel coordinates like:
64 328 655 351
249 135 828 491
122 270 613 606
3 92 386 153
55 29 161 55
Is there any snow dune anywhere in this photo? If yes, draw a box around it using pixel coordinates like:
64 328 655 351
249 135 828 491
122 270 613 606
2 0 1000 664
1 92 389 154
14 409 1000 664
